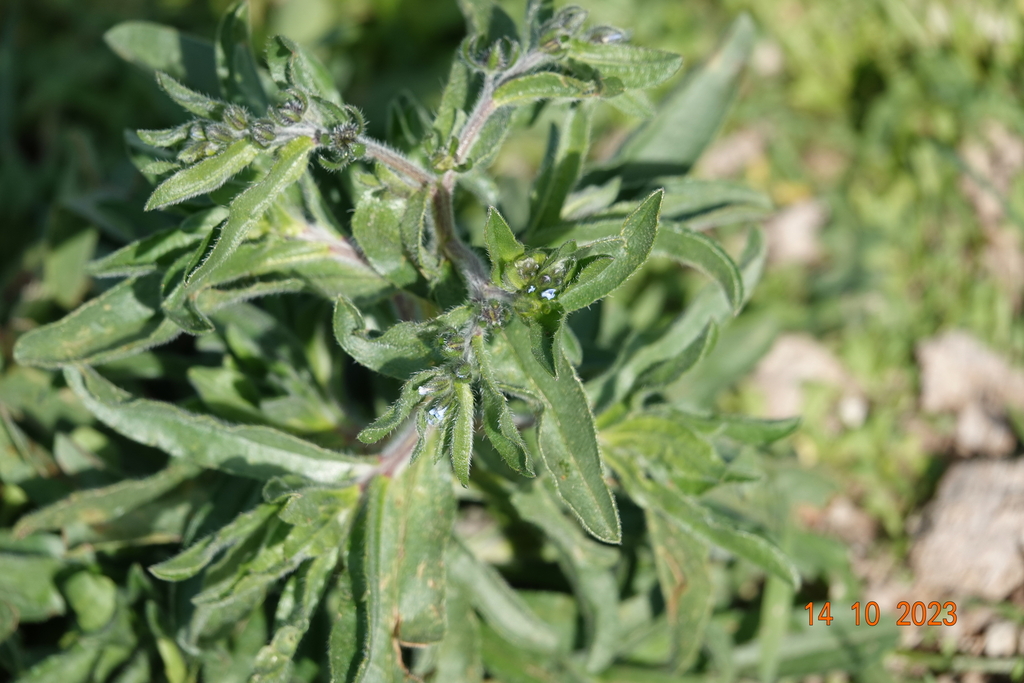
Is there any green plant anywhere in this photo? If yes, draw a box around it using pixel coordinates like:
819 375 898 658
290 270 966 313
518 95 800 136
4 1 805 681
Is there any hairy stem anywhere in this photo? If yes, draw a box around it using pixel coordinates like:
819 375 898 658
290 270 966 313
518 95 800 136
453 51 552 166
357 136 435 186
432 172 492 298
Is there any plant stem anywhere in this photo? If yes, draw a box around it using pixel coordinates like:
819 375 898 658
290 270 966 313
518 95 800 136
357 136 435 186
432 172 493 298
453 50 551 166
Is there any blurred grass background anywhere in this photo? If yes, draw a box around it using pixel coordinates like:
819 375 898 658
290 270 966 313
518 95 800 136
4 0 1024 680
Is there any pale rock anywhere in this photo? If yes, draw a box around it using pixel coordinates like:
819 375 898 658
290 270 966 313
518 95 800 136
697 128 766 179
984 620 1019 657
765 199 828 266
910 459 1024 600
751 40 784 77
916 330 1023 456
752 333 863 421
955 402 1015 457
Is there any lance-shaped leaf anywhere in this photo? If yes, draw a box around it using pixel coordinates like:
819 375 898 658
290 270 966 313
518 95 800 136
558 189 661 313
345 478 409 682
352 189 421 288
614 14 755 179
433 58 472 145
253 547 341 683
481 383 532 476
588 228 765 410
399 187 437 275
447 538 559 654
568 40 683 90
155 71 223 118
387 451 456 644
137 124 190 148
601 413 732 496
510 481 620 672
479 624 591 683
646 513 714 672
145 139 258 211
607 451 799 587
88 208 226 278
13 273 182 369
659 177 772 228
499 319 620 544
473 335 533 476
358 371 437 443
14 461 200 537
332 296 441 379
634 321 718 390
444 381 475 487
654 225 743 312
149 503 279 581
164 136 314 331
525 105 591 239
493 72 601 106
413 582 483 683
64 367 371 484
484 208 525 286
673 413 800 446
105 23 219 94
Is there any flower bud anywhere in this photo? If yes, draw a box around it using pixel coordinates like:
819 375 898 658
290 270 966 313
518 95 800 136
249 119 277 148
223 104 250 131
585 26 628 44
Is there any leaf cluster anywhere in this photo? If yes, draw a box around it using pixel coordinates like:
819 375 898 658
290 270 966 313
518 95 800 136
1 1 812 681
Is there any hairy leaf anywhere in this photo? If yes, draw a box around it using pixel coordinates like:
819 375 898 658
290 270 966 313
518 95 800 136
145 139 258 211
499 319 620 544
332 296 441 379
615 14 755 178
653 225 744 313
493 72 600 105
65 367 371 484
13 273 182 369
484 208 525 286
559 189 661 312
568 40 683 89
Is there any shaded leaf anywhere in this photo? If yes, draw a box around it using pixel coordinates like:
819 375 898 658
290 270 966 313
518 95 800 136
150 503 279 581
647 513 714 672
511 481 620 672
14 461 199 537
526 105 591 238
447 538 559 654
105 22 218 93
